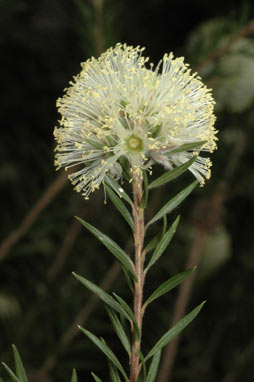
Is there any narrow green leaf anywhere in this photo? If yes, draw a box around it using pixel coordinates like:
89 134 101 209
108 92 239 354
75 217 136 280
148 181 198 226
149 156 197 189
169 141 206 154
105 177 133 206
140 170 149 209
73 273 129 320
71 369 77 382
144 215 167 254
146 216 180 271
12 345 28 382
108 360 122 382
144 268 196 307
122 266 134 292
1 363 19 382
106 307 131 355
105 185 134 230
91 372 103 382
162 215 167 236
79 327 128 381
113 293 140 340
144 232 161 253
145 301 206 361
139 349 147 381
146 350 161 382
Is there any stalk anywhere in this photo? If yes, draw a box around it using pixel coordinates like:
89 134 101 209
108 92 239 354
129 174 145 382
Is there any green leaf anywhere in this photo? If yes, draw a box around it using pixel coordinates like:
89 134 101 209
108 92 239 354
146 216 180 271
105 177 132 206
12 345 28 382
79 327 128 381
147 181 198 226
169 141 206 154
71 369 77 382
140 170 149 209
106 307 131 356
91 372 103 382
105 184 134 230
144 215 167 254
75 217 136 280
144 268 196 308
73 273 129 320
149 156 197 189
139 349 147 381
144 232 161 253
146 350 161 382
113 293 140 340
145 301 206 361
108 360 122 382
1 363 19 382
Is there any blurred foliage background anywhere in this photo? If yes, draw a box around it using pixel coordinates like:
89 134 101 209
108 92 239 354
1 0 254 381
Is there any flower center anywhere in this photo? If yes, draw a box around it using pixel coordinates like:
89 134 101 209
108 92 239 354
126 135 144 153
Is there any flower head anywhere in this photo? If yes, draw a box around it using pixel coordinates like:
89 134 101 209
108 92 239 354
54 43 217 198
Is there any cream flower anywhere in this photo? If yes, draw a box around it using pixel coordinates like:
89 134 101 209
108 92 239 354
54 43 217 198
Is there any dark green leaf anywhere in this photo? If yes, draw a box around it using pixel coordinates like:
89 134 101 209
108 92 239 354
105 185 134 230
144 215 167 254
145 301 206 361
91 372 103 382
169 141 206 154
105 177 132 205
71 369 77 382
73 273 129 320
75 217 136 280
122 266 134 292
162 215 167 236
140 170 149 209
147 181 198 226
139 349 147 381
1 363 19 382
106 307 131 355
113 293 140 340
144 268 195 308
149 156 197 189
79 327 128 381
146 350 161 382
12 345 28 382
108 360 122 382
146 216 180 271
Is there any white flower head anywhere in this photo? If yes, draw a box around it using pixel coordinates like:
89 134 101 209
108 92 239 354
54 43 217 198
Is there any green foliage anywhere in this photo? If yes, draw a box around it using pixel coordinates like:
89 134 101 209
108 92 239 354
144 267 196 308
71 369 78 382
105 184 134 230
148 156 197 189
106 307 131 355
145 301 206 361
1 345 28 382
75 217 136 280
79 327 129 381
147 181 198 226
73 272 130 320
145 216 180 271
146 350 161 382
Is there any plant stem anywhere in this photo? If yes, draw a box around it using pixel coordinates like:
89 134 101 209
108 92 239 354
129 174 145 382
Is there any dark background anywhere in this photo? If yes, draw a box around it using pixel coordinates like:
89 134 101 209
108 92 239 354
1 0 254 381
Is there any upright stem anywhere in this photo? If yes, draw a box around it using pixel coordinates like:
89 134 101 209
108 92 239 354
129 174 145 382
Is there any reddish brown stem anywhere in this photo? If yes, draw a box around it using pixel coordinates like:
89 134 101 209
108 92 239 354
129 175 145 382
